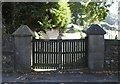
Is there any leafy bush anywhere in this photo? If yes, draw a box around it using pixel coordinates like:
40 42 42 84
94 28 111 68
38 0 72 32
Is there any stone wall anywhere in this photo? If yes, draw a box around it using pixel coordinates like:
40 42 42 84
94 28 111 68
104 40 120 70
2 36 15 72
2 24 120 72
2 36 120 72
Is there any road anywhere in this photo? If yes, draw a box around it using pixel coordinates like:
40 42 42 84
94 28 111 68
2 72 119 84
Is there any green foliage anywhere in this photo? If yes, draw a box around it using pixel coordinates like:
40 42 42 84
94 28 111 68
69 2 111 27
38 0 72 32
2 2 72 34
2 2 110 34
13 2 50 31
2 2 50 34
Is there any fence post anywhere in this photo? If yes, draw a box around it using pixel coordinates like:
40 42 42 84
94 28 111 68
84 24 106 71
12 25 34 72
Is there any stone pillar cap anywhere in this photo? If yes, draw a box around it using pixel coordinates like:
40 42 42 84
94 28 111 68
12 25 35 37
84 24 106 35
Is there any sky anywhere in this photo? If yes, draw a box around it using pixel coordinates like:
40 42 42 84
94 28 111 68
108 1 118 15
106 0 119 26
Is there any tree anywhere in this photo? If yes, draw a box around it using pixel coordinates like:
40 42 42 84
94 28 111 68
2 2 110 34
2 2 15 34
69 2 111 27
38 0 72 32
2 2 50 34
2 1 72 34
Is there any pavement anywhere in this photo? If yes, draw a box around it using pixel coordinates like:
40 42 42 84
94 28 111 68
2 71 119 84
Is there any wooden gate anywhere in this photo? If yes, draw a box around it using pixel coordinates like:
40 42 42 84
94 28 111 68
32 38 88 70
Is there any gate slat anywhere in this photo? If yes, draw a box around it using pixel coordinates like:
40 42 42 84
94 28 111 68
45 41 47 69
51 41 53 68
46 41 48 69
83 40 85 65
37 41 39 69
32 39 87 70
53 41 56 69
43 41 45 69
73 41 75 68
56 41 58 69
36 41 38 69
32 38 35 68
81 41 83 62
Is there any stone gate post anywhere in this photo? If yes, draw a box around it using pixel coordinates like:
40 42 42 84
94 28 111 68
84 24 106 71
12 25 34 72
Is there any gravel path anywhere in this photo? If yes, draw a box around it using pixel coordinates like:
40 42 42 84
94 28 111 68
2 72 119 83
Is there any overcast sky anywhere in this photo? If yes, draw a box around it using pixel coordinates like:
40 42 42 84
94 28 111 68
109 1 118 15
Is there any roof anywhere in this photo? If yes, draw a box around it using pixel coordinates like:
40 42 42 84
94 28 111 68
84 24 106 35
12 25 35 37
